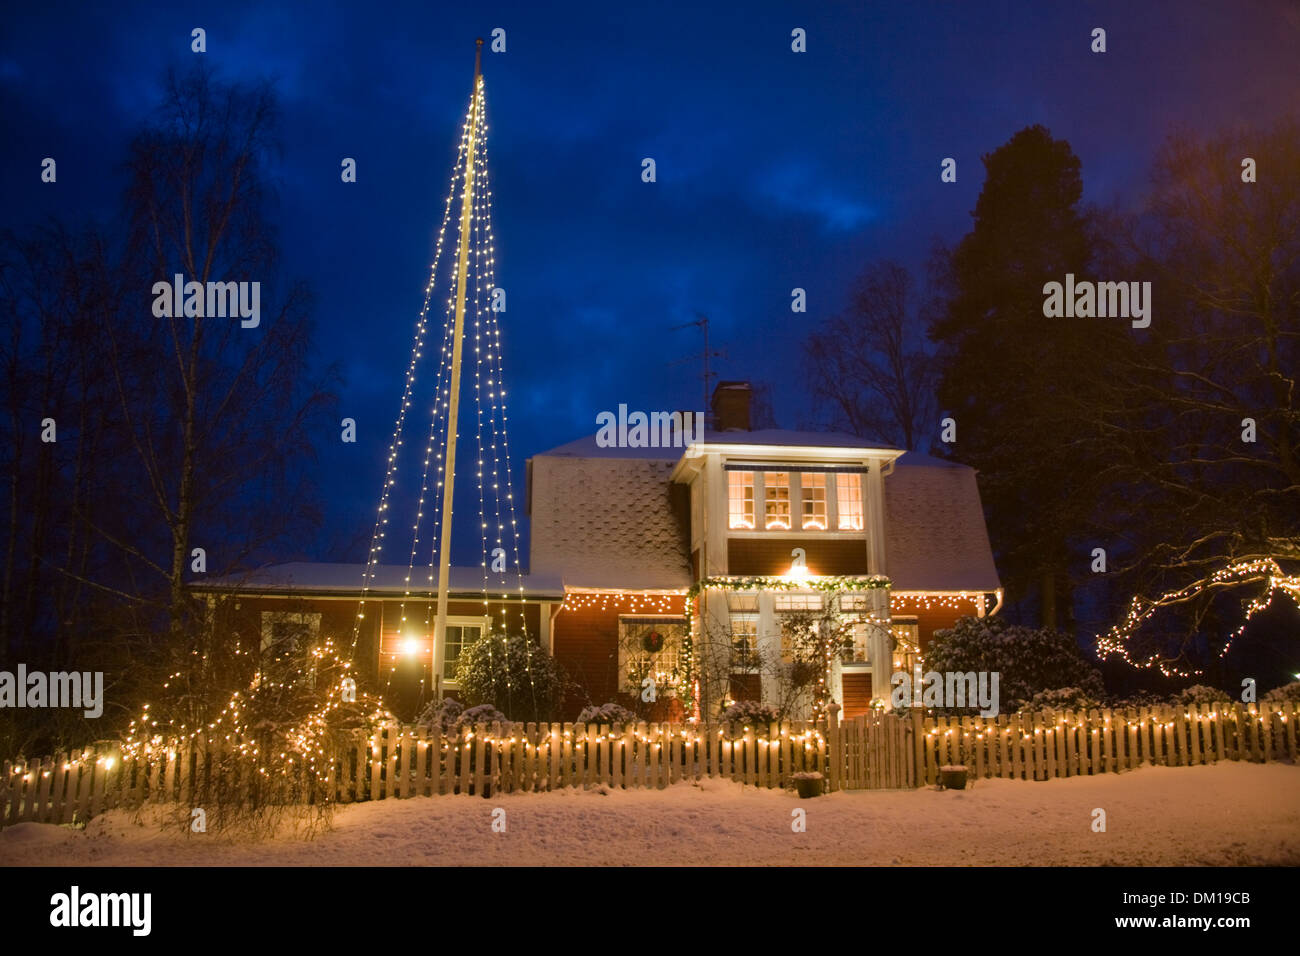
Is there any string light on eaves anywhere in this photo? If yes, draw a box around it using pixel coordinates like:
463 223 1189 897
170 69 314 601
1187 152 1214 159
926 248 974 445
561 591 690 615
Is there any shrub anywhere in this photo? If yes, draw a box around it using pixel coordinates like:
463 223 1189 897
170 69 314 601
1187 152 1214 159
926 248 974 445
1022 686 1104 713
1108 689 1167 709
575 702 637 726
415 696 464 733
1171 684 1231 706
455 632 565 723
1262 681 1300 703
415 697 513 734
925 616 1105 712
721 700 781 726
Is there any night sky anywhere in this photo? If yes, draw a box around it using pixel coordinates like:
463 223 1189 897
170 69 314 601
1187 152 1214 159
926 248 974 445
3 0 1297 566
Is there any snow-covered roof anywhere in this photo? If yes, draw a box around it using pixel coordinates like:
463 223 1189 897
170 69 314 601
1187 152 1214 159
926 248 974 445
535 428 895 461
528 454 692 590
190 562 565 598
884 453 1001 592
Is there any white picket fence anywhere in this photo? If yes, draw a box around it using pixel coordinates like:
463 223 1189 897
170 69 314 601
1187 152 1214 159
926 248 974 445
2 701 1293 830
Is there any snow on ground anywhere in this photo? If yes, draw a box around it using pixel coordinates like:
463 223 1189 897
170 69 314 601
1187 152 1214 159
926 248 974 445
1 762 1297 866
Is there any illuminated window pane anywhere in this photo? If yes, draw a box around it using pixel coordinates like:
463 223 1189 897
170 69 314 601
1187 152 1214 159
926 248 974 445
836 473 863 530
728 471 755 529
801 473 826 530
765 473 790 529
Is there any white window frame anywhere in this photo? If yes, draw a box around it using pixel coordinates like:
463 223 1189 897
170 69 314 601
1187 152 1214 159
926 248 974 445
835 472 865 531
728 470 756 529
762 471 792 530
799 472 828 531
260 611 321 654
440 617 490 687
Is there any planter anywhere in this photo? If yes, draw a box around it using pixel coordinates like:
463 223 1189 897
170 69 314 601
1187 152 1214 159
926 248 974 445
793 774 823 798
939 765 968 790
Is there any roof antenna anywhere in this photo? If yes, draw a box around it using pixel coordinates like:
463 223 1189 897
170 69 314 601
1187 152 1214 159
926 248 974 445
669 314 727 428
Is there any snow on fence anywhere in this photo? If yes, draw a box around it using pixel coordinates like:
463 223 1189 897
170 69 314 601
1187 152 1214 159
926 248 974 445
1 702 1293 830
0 720 829 830
909 700 1299 786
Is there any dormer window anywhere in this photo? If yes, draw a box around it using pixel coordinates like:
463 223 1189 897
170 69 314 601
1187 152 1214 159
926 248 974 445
801 473 827 530
764 472 791 529
836 473 864 530
728 470 755 529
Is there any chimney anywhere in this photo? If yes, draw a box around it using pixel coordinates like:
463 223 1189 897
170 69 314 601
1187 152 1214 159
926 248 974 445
711 380 752 432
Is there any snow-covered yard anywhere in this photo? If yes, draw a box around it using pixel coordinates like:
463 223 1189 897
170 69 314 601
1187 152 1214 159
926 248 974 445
1 762 1296 866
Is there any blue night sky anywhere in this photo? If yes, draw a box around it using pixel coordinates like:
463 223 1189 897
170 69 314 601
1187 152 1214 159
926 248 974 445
3 0 1297 566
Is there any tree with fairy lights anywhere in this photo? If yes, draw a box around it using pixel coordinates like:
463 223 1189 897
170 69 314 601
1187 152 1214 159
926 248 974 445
1089 120 1300 679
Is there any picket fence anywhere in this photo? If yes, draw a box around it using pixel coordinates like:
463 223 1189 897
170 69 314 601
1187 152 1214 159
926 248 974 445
1 701 1294 830
908 700 1299 785
0 719 830 830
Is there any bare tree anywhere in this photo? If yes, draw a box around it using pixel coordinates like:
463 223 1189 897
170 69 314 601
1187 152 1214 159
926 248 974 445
806 260 938 451
1092 118 1300 671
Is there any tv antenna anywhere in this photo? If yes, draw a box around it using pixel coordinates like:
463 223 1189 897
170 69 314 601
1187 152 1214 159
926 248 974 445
670 314 727 426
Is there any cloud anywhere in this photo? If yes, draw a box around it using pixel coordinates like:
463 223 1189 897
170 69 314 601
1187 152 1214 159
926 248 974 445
754 160 877 232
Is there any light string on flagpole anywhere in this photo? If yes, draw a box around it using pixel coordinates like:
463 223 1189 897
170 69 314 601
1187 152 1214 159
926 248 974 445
468 81 505 713
350 89 476 661
471 79 539 718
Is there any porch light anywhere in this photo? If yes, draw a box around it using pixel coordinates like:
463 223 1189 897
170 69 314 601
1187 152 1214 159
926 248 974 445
402 637 422 658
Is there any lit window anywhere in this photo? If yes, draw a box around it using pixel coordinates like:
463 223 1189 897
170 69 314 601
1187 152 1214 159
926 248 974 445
730 613 758 669
836 473 863 530
728 471 755 529
801 473 827 530
764 472 790 529
443 623 481 682
774 593 822 612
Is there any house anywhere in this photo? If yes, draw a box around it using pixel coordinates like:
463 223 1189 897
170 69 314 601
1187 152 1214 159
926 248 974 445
192 381 1000 721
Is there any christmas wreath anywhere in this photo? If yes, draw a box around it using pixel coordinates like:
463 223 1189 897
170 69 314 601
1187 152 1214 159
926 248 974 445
642 630 665 653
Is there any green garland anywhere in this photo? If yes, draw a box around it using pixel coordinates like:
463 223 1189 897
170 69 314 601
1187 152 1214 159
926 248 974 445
681 574 892 717
687 574 891 600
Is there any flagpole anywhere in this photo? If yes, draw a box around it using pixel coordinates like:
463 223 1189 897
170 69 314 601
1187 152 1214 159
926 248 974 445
432 38 483 696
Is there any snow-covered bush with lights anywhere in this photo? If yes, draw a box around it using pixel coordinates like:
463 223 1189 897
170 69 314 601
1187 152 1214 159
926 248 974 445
576 702 637 726
453 632 565 723
925 616 1105 713
1263 681 1300 703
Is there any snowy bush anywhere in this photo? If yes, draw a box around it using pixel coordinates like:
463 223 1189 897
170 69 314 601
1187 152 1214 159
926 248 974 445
455 632 565 723
1263 681 1300 703
1022 687 1104 713
576 702 637 726
1108 689 1167 709
721 700 781 726
1171 684 1231 706
415 698 515 734
415 696 464 733
925 616 1104 713
453 703 512 730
